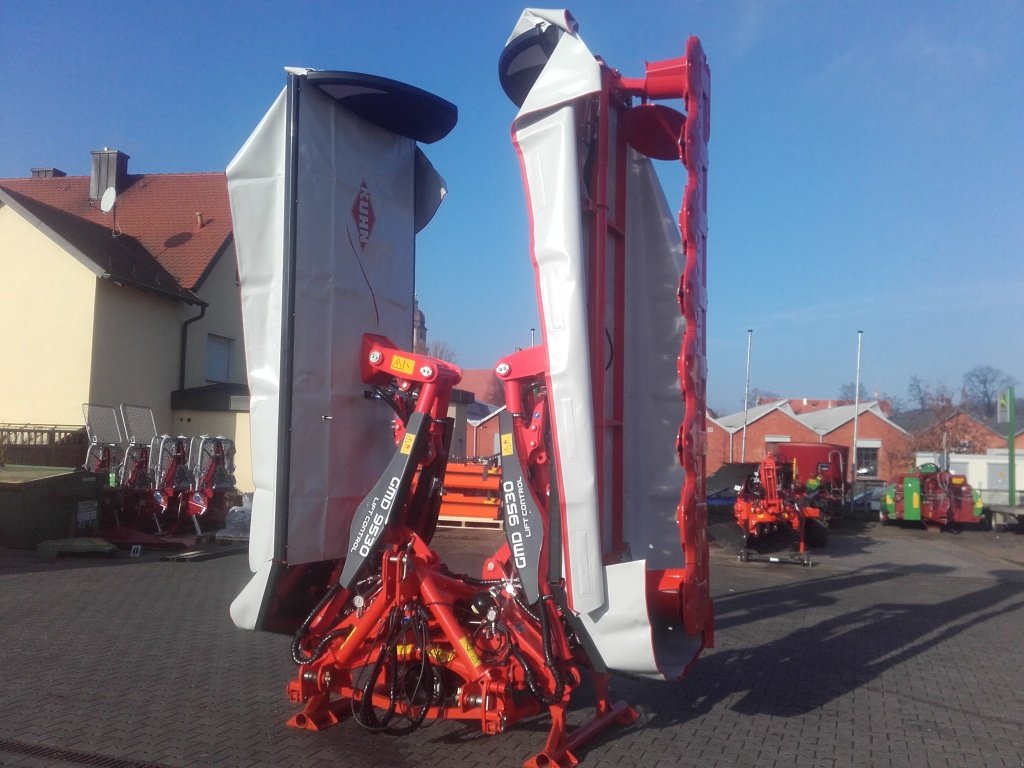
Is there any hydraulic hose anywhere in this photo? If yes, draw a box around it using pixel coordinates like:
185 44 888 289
537 594 566 702
291 584 344 665
353 605 437 735
511 594 565 706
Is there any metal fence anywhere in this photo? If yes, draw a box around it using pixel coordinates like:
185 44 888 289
979 488 1024 507
0 425 88 469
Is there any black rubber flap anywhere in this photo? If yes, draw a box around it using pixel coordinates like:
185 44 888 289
498 23 562 107
305 71 457 143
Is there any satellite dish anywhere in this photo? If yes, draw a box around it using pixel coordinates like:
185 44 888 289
100 186 117 213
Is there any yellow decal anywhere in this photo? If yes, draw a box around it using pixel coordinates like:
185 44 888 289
390 354 415 375
458 636 482 667
400 432 416 455
395 644 415 661
500 433 514 457
426 645 456 664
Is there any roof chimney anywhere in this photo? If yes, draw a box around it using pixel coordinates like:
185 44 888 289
89 148 130 200
31 167 67 179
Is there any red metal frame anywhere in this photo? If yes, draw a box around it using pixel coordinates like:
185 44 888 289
285 339 641 766
612 38 713 643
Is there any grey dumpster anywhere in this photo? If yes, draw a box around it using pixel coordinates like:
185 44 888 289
0 467 101 549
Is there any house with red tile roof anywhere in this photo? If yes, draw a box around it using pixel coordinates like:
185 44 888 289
0 149 253 490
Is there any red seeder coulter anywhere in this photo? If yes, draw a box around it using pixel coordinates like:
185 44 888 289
83 403 239 542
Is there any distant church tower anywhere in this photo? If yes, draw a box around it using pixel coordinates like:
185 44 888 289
413 296 427 354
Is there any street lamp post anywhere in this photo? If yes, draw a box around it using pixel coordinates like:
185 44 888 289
851 330 863 486
741 329 752 462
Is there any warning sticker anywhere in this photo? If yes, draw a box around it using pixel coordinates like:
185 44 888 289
458 636 482 667
390 355 415 375
400 432 416 455
501 433 514 457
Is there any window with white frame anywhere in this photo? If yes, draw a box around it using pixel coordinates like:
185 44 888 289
855 447 879 476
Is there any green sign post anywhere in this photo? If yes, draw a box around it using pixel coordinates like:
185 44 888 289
998 387 1016 507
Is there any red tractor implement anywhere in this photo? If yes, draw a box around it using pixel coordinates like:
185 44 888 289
228 12 713 767
773 442 848 525
733 452 829 565
880 463 984 529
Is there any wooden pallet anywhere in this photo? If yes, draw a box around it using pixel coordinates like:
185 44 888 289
436 515 504 531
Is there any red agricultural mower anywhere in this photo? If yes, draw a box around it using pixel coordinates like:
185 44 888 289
880 463 984 529
228 10 712 768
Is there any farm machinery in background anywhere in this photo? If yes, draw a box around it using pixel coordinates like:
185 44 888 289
82 403 239 544
879 463 984 529
733 442 848 563
227 9 712 767
437 457 503 527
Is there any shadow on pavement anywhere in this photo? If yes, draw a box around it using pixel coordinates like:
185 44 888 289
618 562 1024 726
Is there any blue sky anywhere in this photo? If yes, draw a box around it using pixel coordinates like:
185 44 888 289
2 1 1021 413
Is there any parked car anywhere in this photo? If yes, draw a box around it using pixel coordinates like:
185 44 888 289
851 486 886 517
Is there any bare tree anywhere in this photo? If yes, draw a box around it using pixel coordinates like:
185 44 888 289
962 365 1014 418
907 375 931 411
910 398 993 456
838 381 868 401
424 340 459 364
876 391 905 416
746 387 780 408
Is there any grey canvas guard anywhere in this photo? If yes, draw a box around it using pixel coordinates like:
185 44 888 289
338 411 430 589
498 410 546 604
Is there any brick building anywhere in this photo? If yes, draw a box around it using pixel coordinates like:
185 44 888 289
708 400 909 482
712 401 818 465
798 403 909 480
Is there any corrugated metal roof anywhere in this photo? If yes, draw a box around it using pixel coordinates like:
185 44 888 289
795 401 896 434
715 400 795 431
715 399 907 436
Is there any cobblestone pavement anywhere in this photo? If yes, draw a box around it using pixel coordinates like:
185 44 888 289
0 519 1022 768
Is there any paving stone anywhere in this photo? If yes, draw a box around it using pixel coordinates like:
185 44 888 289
1 523 1023 767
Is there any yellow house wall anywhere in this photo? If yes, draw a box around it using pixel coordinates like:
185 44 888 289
172 242 253 492
2 200 254 493
169 409 253 492
0 204 97 424
89 279 181 430
186 242 246 387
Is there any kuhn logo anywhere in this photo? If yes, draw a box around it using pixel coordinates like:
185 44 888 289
351 180 375 250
